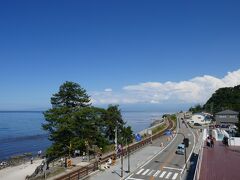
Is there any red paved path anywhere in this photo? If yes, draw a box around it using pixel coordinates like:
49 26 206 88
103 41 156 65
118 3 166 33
200 141 240 180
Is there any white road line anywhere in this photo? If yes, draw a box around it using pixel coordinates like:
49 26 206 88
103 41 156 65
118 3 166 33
159 171 167 178
153 170 161 177
136 168 144 175
147 170 155 176
137 121 180 169
124 119 180 180
163 166 183 171
165 172 172 179
142 169 150 175
126 174 144 180
172 173 179 180
181 124 196 174
126 178 144 180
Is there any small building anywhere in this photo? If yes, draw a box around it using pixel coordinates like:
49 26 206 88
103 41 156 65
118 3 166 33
189 113 211 125
215 110 239 125
184 111 192 119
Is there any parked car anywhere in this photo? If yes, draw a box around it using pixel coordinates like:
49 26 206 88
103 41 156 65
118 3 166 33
176 144 185 155
209 125 215 129
194 123 202 126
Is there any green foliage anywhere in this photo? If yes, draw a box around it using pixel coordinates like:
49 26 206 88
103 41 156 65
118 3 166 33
188 84 240 133
189 104 203 114
203 85 240 114
51 81 91 108
43 81 133 158
152 124 166 134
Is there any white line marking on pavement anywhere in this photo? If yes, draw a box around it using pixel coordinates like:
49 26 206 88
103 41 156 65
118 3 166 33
163 166 183 171
153 170 161 177
159 171 167 178
125 174 144 180
126 178 144 180
165 172 172 179
124 120 180 180
137 122 180 169
172 173 179 180
136 168 144 175
142 169 150 175
147 170 155 176
181 125 196 174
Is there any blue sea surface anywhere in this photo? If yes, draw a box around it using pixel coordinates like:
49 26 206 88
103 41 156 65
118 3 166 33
0 111 164 160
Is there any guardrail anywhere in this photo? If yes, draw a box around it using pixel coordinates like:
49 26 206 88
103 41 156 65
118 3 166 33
55 119 175 180
193 139 204 180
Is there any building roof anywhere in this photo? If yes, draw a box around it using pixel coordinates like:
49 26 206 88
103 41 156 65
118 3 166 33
215 109 239 115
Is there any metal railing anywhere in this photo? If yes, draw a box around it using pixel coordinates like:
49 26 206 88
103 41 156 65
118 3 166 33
193 139 204 180
55 120 175 180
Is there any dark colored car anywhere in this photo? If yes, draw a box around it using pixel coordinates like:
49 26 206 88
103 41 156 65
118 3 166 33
194 123 202 126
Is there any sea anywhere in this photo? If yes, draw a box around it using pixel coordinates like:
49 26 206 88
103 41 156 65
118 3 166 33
0 111 165 160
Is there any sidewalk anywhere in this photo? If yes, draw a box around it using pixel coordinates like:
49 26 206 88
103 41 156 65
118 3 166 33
199 141 240 180
86 134 174 180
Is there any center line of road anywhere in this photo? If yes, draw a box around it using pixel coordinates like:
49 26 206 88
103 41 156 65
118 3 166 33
163 166 183 171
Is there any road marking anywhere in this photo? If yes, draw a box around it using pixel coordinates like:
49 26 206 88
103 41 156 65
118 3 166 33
172 173 179 180
163 166 183 171
125 174 144 180
153 170 161 177
126 177 144 180
142 169 150 175
147 170 155 176
136 168 144 175
124 119 180 180
181 124 196 174
159 171 167 178
165 172 172 179
136 121 180 169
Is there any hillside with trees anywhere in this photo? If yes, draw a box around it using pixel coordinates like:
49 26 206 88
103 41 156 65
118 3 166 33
203 85 240 114
189 85 240 115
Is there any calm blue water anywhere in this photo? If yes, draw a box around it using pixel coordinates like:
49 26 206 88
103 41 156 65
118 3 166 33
0 111 164 160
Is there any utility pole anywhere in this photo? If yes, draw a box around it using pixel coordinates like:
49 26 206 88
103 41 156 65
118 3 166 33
115 126 118 156
125 139 130 173
127 142 130 173
121 146 123 177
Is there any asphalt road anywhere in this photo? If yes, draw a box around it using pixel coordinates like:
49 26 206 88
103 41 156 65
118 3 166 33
125 114 196 180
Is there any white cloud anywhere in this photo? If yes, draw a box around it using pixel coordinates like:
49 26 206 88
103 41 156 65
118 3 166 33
104 88 113 92
91 69 240 105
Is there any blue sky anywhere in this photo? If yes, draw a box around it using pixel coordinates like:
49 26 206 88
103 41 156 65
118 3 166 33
0 0 240 111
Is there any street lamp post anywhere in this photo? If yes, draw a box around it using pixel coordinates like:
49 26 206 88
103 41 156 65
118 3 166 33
125 139 130 173
121 147 123 177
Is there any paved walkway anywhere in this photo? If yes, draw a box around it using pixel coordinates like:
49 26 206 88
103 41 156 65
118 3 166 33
199 141 240 180
86 135 173 180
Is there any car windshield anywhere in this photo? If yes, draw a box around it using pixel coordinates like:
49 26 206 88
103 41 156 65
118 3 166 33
178 145 184 149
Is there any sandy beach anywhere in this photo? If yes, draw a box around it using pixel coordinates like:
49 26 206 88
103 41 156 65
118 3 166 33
0 159 42 180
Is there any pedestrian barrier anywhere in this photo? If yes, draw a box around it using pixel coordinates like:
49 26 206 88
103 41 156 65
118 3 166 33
193 139 204 180
55 119 175 180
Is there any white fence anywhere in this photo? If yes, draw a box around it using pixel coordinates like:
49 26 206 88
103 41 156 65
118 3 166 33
229 137 240 146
